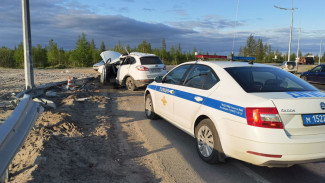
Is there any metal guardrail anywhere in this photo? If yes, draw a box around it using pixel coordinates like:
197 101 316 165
0 94 44 182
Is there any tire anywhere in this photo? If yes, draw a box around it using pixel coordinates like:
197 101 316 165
126 77 136 91
145 94 158 119
100 67 106 84
301 76 307 81
287 65 294 70
0 168 8 182
195 119 225 164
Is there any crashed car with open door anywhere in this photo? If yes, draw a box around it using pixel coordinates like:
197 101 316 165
99 51 167 90
98 51 122 84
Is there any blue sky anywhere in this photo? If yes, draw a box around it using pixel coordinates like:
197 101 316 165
1 0 324 55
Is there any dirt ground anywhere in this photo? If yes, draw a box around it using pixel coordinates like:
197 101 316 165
0 68 168 183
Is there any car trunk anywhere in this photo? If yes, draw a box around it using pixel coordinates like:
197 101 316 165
272 98 325 136
140 56 165 79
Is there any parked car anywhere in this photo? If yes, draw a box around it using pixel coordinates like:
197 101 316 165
300 64 325 84
98 51 167 90
145 60 325 167
93 60 104 71
281 61 298 73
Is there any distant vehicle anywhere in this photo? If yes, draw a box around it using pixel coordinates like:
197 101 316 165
298 56 315 65
281 61 298 73
93 60 104 71
300 64 325 84
145 58 325 167
98 51 167 90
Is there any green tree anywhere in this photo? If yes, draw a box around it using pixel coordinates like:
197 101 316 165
69 33 92 67
0 47 15 68
100 41 106 52
246 34 256 57
162 38 166 51
32 44 48 68
256 38 265 62
47 39 60 65
13 42 24 68
137 40 152 53
113 40 124 53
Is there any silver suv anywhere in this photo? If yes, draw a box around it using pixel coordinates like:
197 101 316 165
281 61 298 73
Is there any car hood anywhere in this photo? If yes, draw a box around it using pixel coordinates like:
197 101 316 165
100 51 122 64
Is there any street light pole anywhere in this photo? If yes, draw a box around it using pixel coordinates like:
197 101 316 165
22 0 34 90
274 0 298 61
319 39 322 65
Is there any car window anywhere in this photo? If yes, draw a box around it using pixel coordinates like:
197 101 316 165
184 65 219 90
164 65 191 85
225 67 318 93
140 56 163 65
123 58 131 65
321 66 325 72
311 66 322 72
130 57 136 64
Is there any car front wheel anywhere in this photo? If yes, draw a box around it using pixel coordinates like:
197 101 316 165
195 119 225 164
301 76 307 81
145 94 158 119
100 67 106 84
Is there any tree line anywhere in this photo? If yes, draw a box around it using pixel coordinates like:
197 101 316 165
239 34 325 63
0 33 324 68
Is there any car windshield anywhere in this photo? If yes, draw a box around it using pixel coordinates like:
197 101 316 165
140 56 163 65
225 67 318 93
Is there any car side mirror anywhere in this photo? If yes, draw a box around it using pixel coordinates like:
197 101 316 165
155 76 163 83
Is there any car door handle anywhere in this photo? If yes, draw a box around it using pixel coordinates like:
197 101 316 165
194 96 203 102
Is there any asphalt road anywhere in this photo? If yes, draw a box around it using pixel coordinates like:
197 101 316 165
110 84 325 183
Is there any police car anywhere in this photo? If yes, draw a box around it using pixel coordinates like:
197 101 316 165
144 55 325 167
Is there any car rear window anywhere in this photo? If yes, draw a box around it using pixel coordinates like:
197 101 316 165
225 67 318 93
140 56 163 65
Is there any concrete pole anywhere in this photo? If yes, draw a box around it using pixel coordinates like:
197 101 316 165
319 39 322 65
22 0 34 90
288 0 294 61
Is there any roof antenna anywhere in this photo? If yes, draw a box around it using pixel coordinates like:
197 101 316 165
231 0 240 61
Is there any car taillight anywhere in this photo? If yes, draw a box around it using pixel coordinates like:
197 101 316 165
163 66 166 70
136 66 149 71
245 107 283 129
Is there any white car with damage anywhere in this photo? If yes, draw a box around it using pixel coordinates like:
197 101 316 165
99 51 167 90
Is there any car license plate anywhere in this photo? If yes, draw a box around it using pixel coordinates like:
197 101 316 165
302 114 325 126
150 68 161 73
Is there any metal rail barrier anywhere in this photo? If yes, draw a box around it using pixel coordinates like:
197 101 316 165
0 94 44 182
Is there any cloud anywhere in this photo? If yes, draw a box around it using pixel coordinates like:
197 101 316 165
0 0 323 55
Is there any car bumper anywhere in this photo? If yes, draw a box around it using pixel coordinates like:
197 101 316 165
218 119 325 167
134 79 154 87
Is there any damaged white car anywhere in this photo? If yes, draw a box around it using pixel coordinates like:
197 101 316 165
98 51 167 90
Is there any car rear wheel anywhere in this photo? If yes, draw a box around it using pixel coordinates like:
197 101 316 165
145 94 158 119
195 119 225 164
126 77 136 91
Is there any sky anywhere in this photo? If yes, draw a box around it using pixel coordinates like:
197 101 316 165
1 0 325 55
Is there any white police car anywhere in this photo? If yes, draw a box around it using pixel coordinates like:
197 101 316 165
144 58 325 167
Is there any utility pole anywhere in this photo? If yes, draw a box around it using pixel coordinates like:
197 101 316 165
231 0 240 61
22 0 34 90
319 39 323 65
296 28 301 60
274 0 298 61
